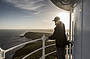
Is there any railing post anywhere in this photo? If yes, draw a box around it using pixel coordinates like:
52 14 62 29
69 44 72 59
65 45 69 59
42 34 46 59
0 48 5 59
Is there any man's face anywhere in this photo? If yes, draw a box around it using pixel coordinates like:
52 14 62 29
54 21 57 25
54 20 60 25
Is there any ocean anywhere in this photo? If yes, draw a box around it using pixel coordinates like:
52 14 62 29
0 29 29 49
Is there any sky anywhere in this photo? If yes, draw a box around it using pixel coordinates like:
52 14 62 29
0 0 70 29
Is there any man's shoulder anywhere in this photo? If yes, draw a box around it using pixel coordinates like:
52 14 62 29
60 21 65 26
60 21 63 24
58 21 64 25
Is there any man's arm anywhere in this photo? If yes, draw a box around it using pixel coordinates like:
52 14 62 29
48 28 56 40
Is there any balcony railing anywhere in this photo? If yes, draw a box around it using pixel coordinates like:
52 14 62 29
0 34 72 59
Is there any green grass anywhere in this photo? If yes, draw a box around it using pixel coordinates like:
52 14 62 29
13 32 56 59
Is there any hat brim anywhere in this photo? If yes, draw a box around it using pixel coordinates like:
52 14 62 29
52 20 56 21
52 20 54 21
52 19 59 21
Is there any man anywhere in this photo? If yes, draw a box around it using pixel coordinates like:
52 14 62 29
49 16 69 59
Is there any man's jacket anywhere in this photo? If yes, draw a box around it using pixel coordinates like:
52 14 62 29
49 21 69 48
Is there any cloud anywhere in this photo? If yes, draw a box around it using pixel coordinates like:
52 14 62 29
4 0 62 15
5 0 48 14
6 0 44 10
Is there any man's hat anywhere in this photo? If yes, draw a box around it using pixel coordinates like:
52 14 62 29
53 16 60 21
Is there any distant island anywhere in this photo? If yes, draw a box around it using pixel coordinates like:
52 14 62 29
24 32 51 39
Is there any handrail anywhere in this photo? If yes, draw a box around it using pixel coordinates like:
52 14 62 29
39 44 56 59
45 44 55 48
45 51 56 57
0 35 45 59
0 34 72 59
22 44 56 59
39 51 56 59
5 38 41 53
22 47 42 59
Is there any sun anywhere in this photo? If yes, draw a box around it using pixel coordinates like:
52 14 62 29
56 12 70 29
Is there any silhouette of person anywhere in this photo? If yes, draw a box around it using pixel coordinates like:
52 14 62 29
48 16 69 59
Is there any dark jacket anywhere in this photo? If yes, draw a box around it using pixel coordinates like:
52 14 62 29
49 21 69 48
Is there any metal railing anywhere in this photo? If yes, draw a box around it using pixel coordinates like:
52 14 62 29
22 35 56 59
0 34 72 59
0 34 56 59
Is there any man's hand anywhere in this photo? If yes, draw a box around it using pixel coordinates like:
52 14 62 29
46 36 55 42
67 41 74 47
65 41 73 46
48 36 54 40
